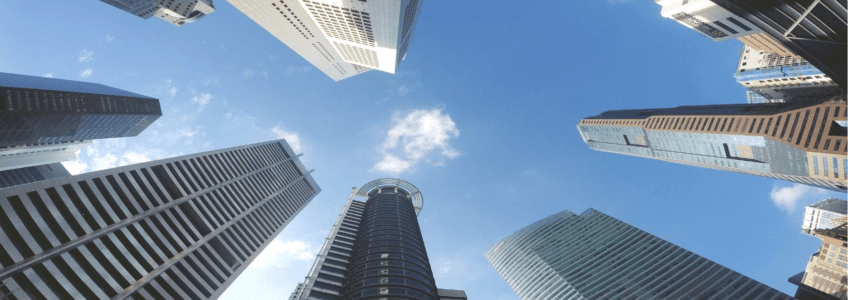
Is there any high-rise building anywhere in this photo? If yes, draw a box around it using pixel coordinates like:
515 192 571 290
577 96 848 192
735 45 841 103
653 0 763 42
802 198 847 236
99 0 215 26
227 0 423 81
789 223 848 300
0 72 161 148
485 208 795 300
708 0 847 90
0 163 70 190
292 178 466 300
0 141 91 172
0 140 319 299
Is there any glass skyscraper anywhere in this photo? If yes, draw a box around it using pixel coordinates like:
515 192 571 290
0 140 319 299
293 178 465 300
485 208 794 300
577 96 847 192
0 72 161 148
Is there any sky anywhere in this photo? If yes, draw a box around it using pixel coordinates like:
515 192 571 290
1 0 846 299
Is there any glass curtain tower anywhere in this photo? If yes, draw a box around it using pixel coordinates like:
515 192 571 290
294 178 465 300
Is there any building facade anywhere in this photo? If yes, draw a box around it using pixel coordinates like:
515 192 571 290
485 208 795 300
802 198 847 236
99 0 215 26
735 45 841 103
0 73 161 149
654 0 762 42
227 0 423 81
0 141 91 172
577 96 848 192
0 163 70 190
0 140 319 299
790 224 848 300
293 178 465 300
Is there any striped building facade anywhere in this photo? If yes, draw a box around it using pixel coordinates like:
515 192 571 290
485 209 794 300
0 140 319 299
577 96 848 192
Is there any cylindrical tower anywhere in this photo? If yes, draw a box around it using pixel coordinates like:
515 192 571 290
340 179 438 300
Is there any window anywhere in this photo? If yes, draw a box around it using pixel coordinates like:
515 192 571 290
822 158 829 177
813 155 819 175
834 157 839 178
726 17 752 31
712 21 738 34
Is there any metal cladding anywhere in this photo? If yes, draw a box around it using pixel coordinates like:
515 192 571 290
0 140 319 299
485 209 795 300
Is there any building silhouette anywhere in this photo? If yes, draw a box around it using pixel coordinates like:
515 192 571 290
577 96 848 192
485 208 795 300
0 72 161 150
293 178 466 300
228 0 423 81
99 0 215 26
0 140 319 299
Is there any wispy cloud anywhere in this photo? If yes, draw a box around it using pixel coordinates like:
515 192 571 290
373 107 460 174
248 239 316 270
79 68 93 78
156 79 178 98
69 139 169 173
78 49 94 63
282 66 311 77
106 35 115 42
770 183 827 212
270 125 303 153
44 73 54 78
190 93 212 111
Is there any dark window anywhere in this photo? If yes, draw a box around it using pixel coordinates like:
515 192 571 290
726 17 752 31
712 21 738 34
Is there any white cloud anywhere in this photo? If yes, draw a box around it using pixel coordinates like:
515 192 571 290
78 49 93 63
249 239 316 270
106 35 115 42
397 84 412 96
61 160 88 175
271 125 303 153
44 73 54 78
770 184 827 212
178 126 201 139
79 68 93 78
74 139 171 173
156 79 178 98
242 69 255 79
169 86 178 98
373 108 460 174
191 93 212 110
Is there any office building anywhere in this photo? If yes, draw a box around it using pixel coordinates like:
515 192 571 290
0 163 70 190
802 198 847 236
709 0 847 90
227 0 423 81
99 0 215 26
789 223 848 300
577 96 848 192
654 0 763 42
485 208 794 300
0 72 161 148
0 141 91 172
0 140 319 299
735 45 841 103
292 178 465 300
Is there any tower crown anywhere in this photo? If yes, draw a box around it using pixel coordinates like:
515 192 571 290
355 178 423 215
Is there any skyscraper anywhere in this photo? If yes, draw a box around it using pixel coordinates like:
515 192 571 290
801 198 847 236
485 208 795 300
577 96 848 192
0 72 161 148
789 223 848 299
0 139 319 299
735 45 841 103
0 141 91 172
99 0 215 26
0 163 71 190
227 0 423 81
653 0 764 42
292 178 466 300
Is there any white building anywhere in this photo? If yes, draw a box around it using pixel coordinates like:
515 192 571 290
227 0 423 81
99 0 215 26
0 141 91 172
655 0 760 42
802 198 847 236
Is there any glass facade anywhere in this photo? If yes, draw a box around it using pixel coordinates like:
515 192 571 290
0 163 70 189
486 209 795 300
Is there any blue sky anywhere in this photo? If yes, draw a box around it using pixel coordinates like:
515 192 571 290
2 0 845 298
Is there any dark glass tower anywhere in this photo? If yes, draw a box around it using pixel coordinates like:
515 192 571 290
0 72 161 148
0 163 70 189
293 179 465 300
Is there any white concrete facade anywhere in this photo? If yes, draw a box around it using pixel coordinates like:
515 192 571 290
0 141 91 172
99 0 215 26
655 0 759 42
227 0 422 81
